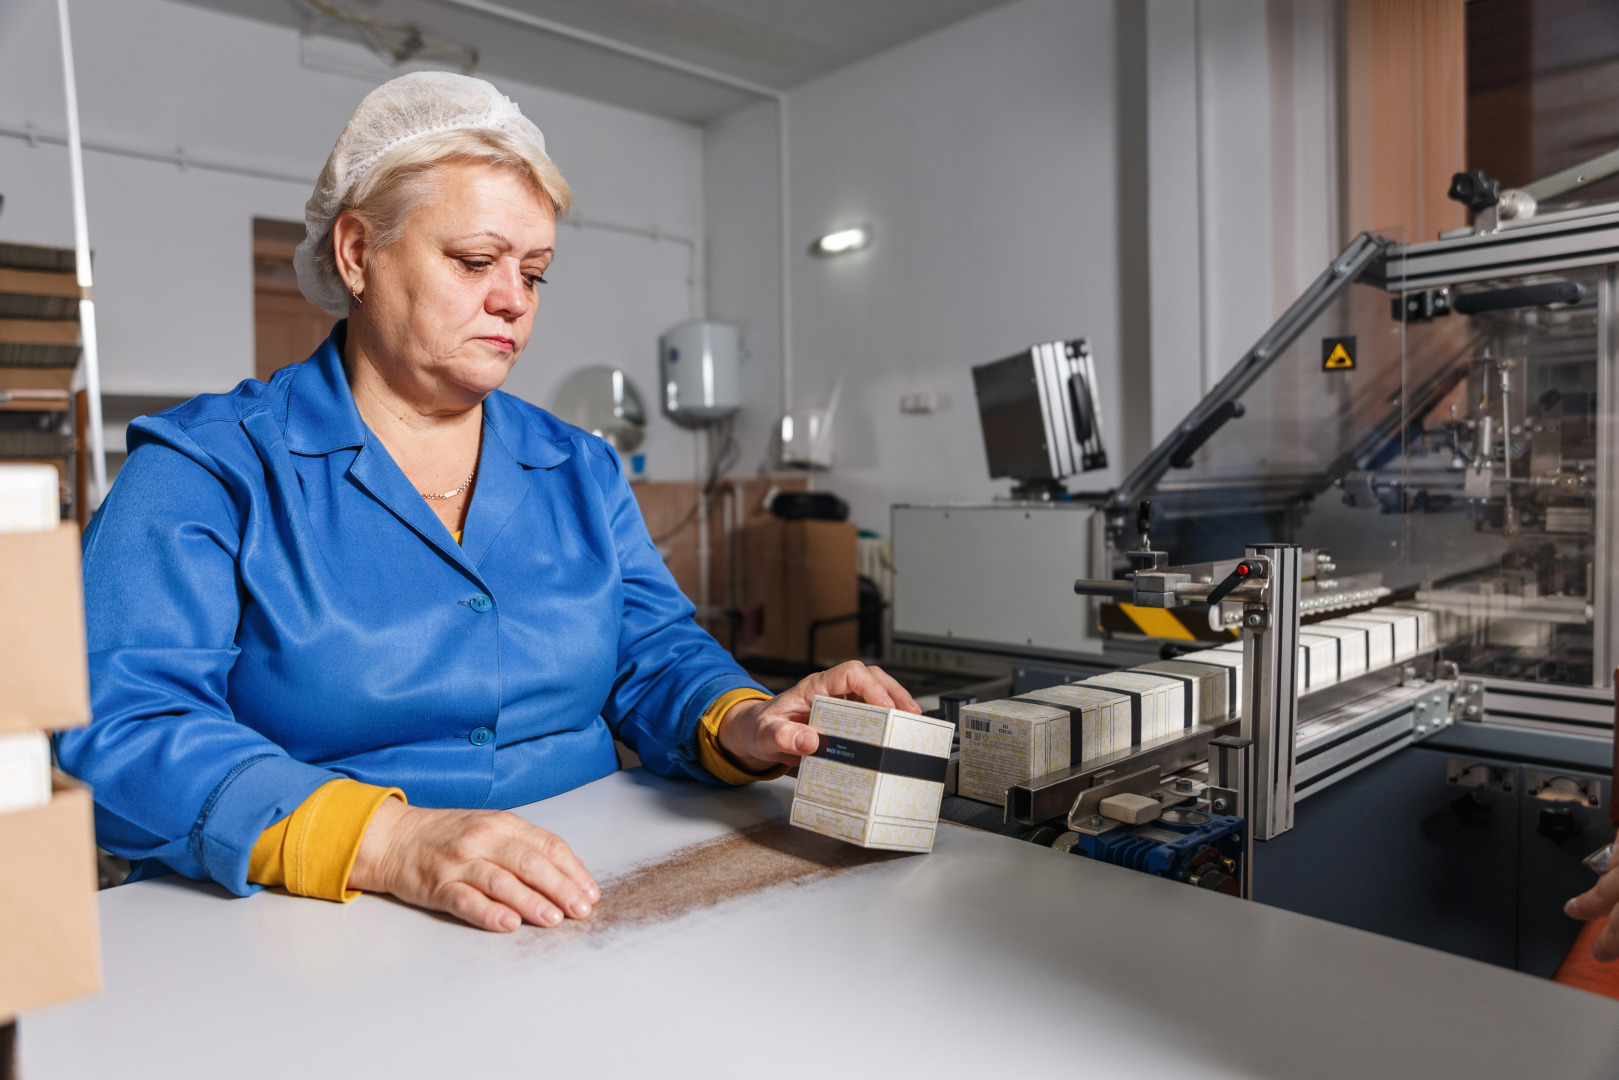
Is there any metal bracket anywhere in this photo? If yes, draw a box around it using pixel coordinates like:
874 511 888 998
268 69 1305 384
1446 759 1514 794
1525 770 1602 808
1066 765 1162 832
1456 677 1485 721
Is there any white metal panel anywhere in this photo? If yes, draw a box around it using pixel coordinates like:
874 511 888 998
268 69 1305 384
892 503 1102 655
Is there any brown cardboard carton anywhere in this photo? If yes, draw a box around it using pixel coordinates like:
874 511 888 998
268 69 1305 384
741 518 858 663
0 772 103 1020
0 524 89 734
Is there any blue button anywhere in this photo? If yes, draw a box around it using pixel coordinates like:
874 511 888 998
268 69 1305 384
469 726 494 746
468 594 493 613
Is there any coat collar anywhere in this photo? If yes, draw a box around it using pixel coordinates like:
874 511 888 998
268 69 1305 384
282 322 571 471
281 322 571 580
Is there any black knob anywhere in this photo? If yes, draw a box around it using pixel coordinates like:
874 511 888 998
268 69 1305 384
1450 791 1492 828
1447 169 1500 213
1537 805 1581 845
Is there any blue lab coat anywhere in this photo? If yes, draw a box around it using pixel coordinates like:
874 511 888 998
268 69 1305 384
55 324 764 895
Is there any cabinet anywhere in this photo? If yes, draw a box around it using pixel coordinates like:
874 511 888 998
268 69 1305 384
1255 739 1613 978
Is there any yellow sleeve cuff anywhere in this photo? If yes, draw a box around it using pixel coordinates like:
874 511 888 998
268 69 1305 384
247 779 406 902
696 687 787 785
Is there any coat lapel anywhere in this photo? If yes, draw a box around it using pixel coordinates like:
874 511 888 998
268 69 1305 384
458 418 530 569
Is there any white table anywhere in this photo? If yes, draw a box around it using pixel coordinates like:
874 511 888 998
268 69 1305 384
20 769 1619 1079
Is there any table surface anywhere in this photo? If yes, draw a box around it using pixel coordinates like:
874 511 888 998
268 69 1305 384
20 769 1619 1079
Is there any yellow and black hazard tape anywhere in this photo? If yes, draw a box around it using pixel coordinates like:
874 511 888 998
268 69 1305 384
1098 601 1240 643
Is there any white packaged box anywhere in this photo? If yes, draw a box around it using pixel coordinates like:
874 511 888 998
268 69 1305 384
1137 659 1232 723
1080 671 1185 745
1018 683 1133 762
1298 632 1340 691
0 464 60 534
958 698 1071 807
1342 609 1421 660
1139 660 1223 725
1328 615 1395 668
1305 624 1368 678
1181 649 1243 718
1387 604 1441 650
791 696 954 851
0 729 52 816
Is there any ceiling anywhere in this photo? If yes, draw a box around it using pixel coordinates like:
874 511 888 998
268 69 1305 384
170 0 1016 123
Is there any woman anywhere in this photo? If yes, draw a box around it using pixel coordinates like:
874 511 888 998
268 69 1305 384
57 72 916 934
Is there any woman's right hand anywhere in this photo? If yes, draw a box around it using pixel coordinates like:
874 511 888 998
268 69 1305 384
349 799 599 932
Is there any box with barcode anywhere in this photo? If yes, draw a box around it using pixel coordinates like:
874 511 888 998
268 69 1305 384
791 696 953 852
1080 671 1185 745
957 699 1069 807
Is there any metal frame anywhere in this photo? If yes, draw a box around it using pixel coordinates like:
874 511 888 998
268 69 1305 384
1243 545 1302 840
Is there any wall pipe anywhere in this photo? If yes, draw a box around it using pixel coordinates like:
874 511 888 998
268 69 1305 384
54 0 107 506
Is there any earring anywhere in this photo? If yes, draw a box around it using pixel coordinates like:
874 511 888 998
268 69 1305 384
348 287 364 308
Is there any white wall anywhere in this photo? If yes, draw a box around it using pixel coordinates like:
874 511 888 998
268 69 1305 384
0 0 707 479
708 0 1125 532
1146 0 1341 444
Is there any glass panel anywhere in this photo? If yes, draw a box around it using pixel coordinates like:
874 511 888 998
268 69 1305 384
1403 270 1603 686
1139 249 1605 688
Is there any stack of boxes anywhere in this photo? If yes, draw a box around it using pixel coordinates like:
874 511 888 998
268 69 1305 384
955 602 1437 807
0 243 83 518
0 464 102 1029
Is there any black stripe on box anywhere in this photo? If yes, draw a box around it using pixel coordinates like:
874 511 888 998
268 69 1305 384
1161 660 1235 719
1015 695 1090 765
811 733 949 783
1144 670 1195 729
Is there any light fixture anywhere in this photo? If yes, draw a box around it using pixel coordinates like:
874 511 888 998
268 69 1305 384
809 226 871 257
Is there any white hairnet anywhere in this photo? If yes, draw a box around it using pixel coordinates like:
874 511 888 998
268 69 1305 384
294 71 549 316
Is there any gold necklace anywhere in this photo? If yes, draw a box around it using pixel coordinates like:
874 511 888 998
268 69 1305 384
420 468 477 501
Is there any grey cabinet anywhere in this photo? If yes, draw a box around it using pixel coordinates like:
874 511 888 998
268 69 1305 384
1253 742 1613 977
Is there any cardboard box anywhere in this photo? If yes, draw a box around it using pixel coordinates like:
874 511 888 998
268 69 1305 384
958 698 1070 806
1339 609 1421 660
1135 660 1231 724
1080 671 1185 744
1326 615 1395 668
0 772 103 1020
1019 684 1133 762
1298 632 1341 690
1305 624 1369 678
1181 649 1244 718
741 518 858 663
0 524 89 734
791 696 952 851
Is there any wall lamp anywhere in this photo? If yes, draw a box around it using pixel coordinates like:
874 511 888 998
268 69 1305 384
809 226 871 257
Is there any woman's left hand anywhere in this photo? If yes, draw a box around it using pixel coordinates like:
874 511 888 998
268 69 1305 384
716 660 921 774
1566 860 1619 961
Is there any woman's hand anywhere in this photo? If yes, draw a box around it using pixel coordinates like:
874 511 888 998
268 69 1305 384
717 660 921 773
349 799 599 933
1567 860 1619 961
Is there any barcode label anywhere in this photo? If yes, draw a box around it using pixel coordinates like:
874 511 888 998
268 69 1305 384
967 718 990 733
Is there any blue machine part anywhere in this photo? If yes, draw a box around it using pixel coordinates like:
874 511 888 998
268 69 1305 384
1072 809 1244 893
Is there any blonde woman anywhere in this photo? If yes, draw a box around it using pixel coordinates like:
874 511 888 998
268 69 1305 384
58 73 916 933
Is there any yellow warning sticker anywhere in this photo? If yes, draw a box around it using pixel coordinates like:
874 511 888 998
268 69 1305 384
1322 336 1356 370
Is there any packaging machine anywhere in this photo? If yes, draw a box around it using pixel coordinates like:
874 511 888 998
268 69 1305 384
897 185 1619 974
